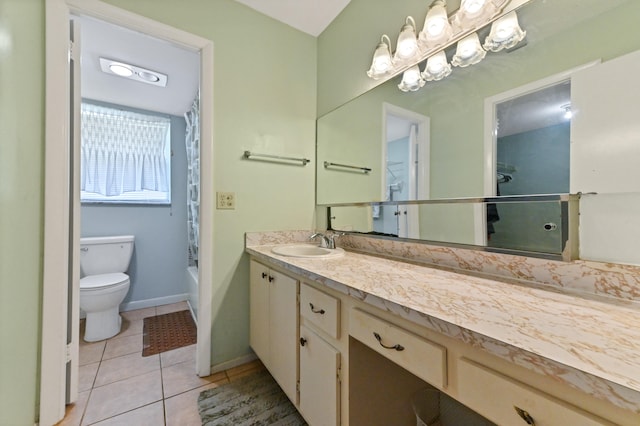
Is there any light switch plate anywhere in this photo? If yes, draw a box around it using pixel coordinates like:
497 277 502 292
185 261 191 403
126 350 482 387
216 192 235 209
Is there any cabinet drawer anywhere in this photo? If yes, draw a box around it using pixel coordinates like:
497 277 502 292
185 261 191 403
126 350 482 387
300 283 340 339
349 308 446 389
458 358 612 426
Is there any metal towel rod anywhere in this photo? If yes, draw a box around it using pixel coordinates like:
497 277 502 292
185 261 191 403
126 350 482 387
243 150 310 166
324 161 371 173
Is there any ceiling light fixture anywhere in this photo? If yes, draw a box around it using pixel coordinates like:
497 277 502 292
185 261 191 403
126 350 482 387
99 58 168 87
365 0 526 92
108 63 134 77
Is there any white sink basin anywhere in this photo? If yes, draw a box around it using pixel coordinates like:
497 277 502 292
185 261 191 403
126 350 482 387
271 244 345 259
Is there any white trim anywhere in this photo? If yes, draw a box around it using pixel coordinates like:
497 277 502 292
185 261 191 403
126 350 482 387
41 1 72 423
120 294 189 312
210 353 259 375
198 41 215 378
42 1 215 423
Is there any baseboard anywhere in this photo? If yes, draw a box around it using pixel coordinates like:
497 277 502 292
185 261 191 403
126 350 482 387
120 293 189 312
187 299 197 325
210 353 258 375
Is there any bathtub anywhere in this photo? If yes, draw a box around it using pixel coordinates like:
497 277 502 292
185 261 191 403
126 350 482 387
186 266 198 322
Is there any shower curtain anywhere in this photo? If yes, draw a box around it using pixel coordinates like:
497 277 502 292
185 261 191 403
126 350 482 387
185 95 200 266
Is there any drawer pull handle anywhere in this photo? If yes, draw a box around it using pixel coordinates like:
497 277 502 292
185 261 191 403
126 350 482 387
373 332 405 351
300 337 307 347
268 275 274 282
261 272 267 279
514 406 535 425
309 303 325 314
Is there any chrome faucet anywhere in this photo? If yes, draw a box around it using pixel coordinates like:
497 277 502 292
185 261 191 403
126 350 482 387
309 232 344 249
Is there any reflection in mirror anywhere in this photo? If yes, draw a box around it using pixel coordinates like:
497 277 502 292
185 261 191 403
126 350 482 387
486 79 571 250
317 0 640 263
330 195 576 259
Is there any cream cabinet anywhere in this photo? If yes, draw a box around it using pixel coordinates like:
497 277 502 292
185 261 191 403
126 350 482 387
248 255 638 426
457 359 612 426
249 260 298 403
299 283 342 426
299 325 341 426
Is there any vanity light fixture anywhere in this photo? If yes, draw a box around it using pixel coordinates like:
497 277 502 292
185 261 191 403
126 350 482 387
393 17 419 65
453 0 507 30
451 32 486 67
366 0 526 92
99 57 168 87
367 35 394 80
483 11 526 52
421 51 452 81
562 104 572 120
419 0 452 49
398 65 425 92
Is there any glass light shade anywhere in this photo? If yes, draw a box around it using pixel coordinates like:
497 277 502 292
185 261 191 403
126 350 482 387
461 0 486 15
451 33 486 67
367 35 393 79
419 0 453 48
398 65 425 92
483 11 526 52
453 0 504 30
394 17 419 63
421 51 452 81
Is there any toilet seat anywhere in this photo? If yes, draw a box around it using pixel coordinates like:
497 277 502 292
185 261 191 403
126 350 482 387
80 272 129 290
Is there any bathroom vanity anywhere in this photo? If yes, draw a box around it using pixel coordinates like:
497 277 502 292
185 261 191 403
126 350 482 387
246 232 640 426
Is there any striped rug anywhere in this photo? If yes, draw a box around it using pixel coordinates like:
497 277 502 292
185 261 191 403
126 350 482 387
198 370 307 426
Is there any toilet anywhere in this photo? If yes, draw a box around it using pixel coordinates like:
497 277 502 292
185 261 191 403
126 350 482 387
80 235 135 342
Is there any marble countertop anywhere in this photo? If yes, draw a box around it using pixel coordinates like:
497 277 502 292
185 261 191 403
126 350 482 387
246 243 640 412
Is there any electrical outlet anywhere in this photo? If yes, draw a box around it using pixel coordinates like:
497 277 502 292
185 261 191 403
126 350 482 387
216 192 235 209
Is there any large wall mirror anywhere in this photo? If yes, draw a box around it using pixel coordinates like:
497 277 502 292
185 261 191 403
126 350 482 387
317 0 640 264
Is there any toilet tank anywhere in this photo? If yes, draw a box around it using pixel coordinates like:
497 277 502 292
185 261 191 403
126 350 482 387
80 235 135 276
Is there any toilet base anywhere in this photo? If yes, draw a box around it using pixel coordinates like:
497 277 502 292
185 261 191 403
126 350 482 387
84 306 123 342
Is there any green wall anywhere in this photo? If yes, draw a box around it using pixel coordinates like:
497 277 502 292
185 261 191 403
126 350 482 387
0 0 44 424
101 0 318 375
0 0 316 424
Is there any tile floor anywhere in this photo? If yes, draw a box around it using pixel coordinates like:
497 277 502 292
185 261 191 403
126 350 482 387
57 302 264 426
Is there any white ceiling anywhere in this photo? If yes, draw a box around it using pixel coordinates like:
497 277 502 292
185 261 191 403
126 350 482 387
78 15 200 117
233 0 351 36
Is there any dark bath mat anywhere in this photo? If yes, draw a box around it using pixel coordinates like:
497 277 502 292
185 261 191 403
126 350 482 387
142 310 196 357
198 369 307 426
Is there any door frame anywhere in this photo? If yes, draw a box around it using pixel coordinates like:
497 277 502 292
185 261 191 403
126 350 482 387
478 60 600 246
381 103 430 239
42 0 214 423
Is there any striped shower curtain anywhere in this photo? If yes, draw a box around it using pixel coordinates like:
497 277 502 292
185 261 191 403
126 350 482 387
185 96 200 266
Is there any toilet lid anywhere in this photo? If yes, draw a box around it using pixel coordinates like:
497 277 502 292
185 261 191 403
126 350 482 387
80 272 129 289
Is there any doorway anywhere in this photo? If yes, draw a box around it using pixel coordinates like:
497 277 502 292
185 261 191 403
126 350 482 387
379 103 430 239
42 1 214 424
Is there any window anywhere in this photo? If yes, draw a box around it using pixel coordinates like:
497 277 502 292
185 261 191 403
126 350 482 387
80 103 172 204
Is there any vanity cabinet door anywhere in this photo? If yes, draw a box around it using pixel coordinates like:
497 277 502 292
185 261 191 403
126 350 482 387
249 260 299 404
299 325 340 426
249 260 270 364
269 268 299 404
